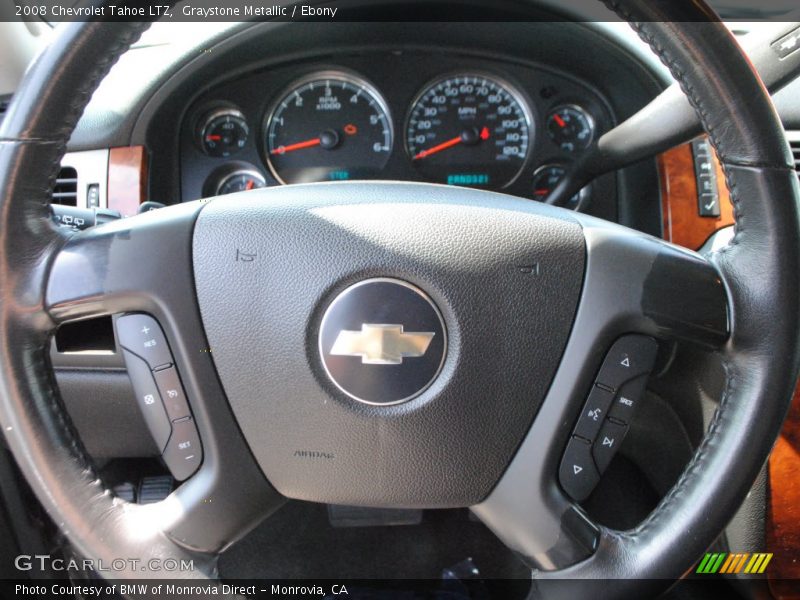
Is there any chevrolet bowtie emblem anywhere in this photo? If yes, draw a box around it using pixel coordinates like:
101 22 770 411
330 324 435 365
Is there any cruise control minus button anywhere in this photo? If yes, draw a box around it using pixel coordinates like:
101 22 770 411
116 314 173 370
559 436 600 502
162 418 202 481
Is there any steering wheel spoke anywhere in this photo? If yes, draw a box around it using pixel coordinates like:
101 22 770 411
45 204 285 557
473 214 728 571
575 216 729 348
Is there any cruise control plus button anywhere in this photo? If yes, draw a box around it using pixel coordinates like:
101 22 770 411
116 314 172 370
559 437 600 502
593 419 629 474
608 375 648 425
162 418 202 481
596 335 658 391
154 367 191 422
573 385 615 442
121 350 171 453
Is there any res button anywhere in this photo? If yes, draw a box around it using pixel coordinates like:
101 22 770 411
116 314 173 370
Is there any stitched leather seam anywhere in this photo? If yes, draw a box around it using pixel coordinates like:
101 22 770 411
599 0 745 553
16 24 152 506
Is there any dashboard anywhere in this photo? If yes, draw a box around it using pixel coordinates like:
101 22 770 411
179 49 617 211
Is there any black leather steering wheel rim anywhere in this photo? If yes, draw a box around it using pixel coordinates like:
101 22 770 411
0 2 799 597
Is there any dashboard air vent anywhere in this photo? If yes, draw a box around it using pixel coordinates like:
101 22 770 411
787 133 800 177
0 96 10 126
52 167 78 206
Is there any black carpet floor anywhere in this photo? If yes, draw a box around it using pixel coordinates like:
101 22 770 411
219 501 530 581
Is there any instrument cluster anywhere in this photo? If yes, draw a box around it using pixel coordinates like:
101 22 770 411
180 52 614 210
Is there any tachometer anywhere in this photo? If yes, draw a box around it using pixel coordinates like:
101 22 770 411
406 74 532 188
264 72 393 184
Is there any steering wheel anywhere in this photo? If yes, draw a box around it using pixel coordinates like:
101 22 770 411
1 2 799 597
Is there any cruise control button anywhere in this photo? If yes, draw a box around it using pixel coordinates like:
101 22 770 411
608 375 647 425
121 350 171 453
162 418 202 481
154 367 191 422
573 385 615 442
596 335 658 391
559 437 600 502
116 314 172 370
593 419 629 474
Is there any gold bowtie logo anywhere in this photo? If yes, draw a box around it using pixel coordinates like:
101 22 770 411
330 324 435 365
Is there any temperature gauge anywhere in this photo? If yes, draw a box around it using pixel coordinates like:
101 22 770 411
197 108 250 157
546 105 594 152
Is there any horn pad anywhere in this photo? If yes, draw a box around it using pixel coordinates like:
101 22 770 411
193 183 585 507
319 278 447 406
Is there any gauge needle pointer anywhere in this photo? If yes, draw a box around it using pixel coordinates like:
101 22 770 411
271 137 322 155
271 127 354 155
413 127 490 160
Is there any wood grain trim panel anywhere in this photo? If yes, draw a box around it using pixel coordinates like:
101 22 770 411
768 385 800 598
108 146 148 217
658 138 733 250
659 139 800 594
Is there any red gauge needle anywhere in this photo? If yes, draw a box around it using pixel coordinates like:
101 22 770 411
245 180 255 191
206 135 222 141
414 127 490 160
534 189 550 196
271 137 322 155
553 114 567 128
413 136 462 160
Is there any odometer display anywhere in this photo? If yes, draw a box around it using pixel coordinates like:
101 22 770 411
406 74 532 188
265 72 393 184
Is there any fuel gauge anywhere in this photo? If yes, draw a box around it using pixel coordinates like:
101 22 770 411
532 164 590 209
197 108 250 157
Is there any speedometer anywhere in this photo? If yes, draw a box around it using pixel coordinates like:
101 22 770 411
406 74 532 188
265 71 393 184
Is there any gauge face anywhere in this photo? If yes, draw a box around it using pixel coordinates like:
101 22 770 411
199 109 249 157
406 74 531 188
546 105 594 152
532 164 589 209
216 170 266 195
265 72 393 184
